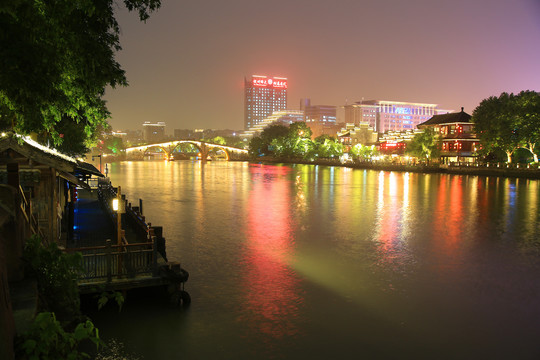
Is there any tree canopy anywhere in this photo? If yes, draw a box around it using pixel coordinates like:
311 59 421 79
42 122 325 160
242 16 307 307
248 122 344 160
472 90 540 163
405 127 440 163
0 0 161 155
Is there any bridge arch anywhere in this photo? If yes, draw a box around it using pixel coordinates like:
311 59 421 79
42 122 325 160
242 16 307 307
125 140 248 161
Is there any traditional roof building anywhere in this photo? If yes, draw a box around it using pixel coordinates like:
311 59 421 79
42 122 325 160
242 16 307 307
0 133 103 282
337 123 378 152
418 107 479 163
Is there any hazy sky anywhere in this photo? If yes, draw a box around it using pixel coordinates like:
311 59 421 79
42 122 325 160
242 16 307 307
104 0 540 132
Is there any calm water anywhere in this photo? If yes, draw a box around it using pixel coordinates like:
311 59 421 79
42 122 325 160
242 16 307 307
89 160 540 359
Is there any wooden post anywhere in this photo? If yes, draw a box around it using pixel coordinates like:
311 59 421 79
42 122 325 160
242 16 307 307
106 240 112 283
139 198 143 215
117 186 122 275
152 236 158 277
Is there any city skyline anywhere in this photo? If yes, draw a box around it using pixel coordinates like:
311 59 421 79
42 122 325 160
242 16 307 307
103 0 540 131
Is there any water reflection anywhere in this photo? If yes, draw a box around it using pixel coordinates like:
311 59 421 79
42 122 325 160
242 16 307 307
240 164 302 339
101 162 540 358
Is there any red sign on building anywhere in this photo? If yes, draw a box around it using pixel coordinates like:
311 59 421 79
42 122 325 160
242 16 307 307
252 77 288 89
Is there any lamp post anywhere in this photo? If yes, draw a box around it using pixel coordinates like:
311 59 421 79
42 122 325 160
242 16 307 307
112 186 125 274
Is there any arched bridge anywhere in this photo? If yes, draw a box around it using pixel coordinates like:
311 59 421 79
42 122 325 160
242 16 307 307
125 140 249 161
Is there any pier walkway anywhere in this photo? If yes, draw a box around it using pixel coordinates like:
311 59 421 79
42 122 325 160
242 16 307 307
66 181 189 304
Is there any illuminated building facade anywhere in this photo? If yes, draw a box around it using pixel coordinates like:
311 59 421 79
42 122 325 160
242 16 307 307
344 100 451 133
142 122 166 143
378 129 422 155
244 75 288 130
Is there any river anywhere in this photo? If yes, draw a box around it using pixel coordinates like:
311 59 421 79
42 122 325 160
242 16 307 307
87 160 540 359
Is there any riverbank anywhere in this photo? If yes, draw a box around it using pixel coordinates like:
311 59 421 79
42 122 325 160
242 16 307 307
252 157 540 179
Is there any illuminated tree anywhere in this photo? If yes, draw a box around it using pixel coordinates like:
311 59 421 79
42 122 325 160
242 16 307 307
0 0 161 155
472 92 521 163
514 90 540 163
406 128 440 163
211 136 227 145
248 124 289 157
350 144 377 161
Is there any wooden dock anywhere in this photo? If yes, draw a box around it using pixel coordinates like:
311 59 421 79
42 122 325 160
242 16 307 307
66 180 190 305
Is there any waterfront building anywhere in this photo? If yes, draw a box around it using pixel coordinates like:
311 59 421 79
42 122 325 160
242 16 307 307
143 122 166 143
378 129 423 155
337 123 378 152
418 107 478 163
344 100 451 133
244 75 288 130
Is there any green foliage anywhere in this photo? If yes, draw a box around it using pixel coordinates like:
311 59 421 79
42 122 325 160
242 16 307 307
0 0 161 155
472 90 540 163
210 136 227 145
97 291 125 312
23 235 83 320
350 144 377 161
17 312 102 360
406 128 440 163
248 122 344 160
103 136 124 155
248 124 289 157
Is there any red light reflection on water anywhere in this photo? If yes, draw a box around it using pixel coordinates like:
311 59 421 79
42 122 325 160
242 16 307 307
240 165 302 339
432 176 464 256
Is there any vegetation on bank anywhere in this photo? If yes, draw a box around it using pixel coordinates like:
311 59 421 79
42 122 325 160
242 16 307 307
16 236 102 359
246 90 540 166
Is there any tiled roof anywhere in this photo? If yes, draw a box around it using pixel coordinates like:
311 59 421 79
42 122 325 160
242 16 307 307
418 109 472 127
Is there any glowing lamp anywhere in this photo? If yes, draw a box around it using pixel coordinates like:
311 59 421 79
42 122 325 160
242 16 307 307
112 198 119 211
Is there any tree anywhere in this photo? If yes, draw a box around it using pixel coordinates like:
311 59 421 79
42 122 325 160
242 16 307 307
211 136 227 145
0 0 161 155
406 128 440 163
248 124 289 157
350 144 377 161
472 92 521 163
514 90 540 163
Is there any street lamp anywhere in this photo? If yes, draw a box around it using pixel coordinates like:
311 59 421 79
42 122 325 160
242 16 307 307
113 186 125 274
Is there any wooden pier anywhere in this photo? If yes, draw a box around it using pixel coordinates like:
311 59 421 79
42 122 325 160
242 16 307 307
66 180 190 305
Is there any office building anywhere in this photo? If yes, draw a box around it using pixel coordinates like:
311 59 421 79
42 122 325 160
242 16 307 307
142 122 166 143
344 100 451 133
300 98 340 138
244 75 288 130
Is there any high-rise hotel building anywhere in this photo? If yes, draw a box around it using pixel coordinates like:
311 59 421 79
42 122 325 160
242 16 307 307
244 75 288 130
344 100 451 134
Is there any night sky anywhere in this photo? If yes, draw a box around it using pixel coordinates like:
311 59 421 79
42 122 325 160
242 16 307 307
104 0 540 132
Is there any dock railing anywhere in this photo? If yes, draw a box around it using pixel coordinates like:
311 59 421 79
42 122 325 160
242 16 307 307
67 237 159 282
68 179 164 285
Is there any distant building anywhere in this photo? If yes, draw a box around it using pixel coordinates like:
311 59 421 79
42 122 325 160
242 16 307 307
418 107 478 163
244 75 288 130
337 123 378 152
344 100 451 133
301 99 339 138
240 110 304 140
142 122 166 143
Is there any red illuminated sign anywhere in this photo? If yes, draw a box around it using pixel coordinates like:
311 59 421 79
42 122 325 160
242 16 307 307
252 77 288 89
